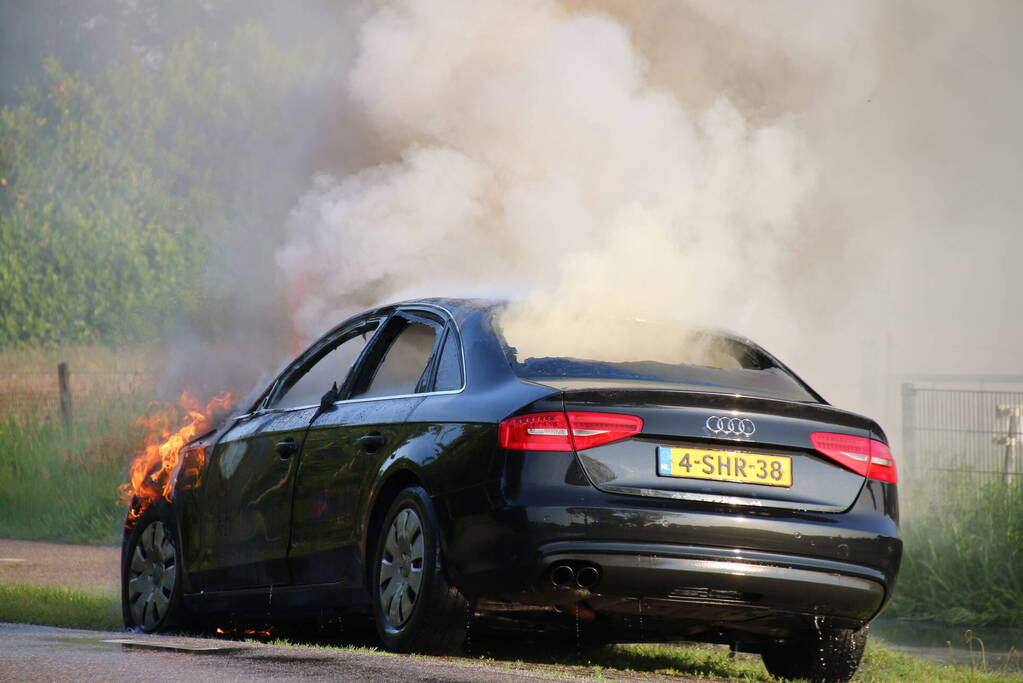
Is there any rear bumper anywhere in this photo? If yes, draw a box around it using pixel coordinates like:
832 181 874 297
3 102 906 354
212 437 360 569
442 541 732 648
438 457 900 636
538 540 886 623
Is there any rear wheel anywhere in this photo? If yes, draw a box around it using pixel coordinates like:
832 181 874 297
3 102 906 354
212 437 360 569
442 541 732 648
371 486 469 654
121 508 187 632
761 624 868 682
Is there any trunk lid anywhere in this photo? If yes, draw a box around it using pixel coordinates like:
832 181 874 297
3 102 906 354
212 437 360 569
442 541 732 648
557 384 875 512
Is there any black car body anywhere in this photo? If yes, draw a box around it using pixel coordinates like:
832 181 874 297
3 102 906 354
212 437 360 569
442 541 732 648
122 298 900 680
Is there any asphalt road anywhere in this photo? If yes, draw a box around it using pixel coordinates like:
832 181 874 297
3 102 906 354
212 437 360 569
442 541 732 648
0 623 702 683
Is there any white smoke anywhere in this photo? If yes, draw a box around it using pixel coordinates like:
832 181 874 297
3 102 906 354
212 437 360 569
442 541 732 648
277 0 1023 434
277 0 816 343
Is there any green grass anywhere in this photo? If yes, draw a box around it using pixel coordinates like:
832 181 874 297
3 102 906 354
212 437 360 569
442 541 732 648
0 581 1018 681
0 583 121 631
260 635 1021 682
471 639 1023 682
0 404 144 544
888 478 1023 627
859 642 1022 682
471 640 767 680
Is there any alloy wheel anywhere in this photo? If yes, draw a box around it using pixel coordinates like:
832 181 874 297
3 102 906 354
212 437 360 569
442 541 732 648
127 520 177 631
378 507 425 630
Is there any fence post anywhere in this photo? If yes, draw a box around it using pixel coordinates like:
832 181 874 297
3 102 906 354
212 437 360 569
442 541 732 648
57 362 72 443
994 405 1021 485
901 383 917 477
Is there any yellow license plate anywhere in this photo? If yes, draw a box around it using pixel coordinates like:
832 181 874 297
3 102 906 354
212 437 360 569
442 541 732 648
656 446 792 487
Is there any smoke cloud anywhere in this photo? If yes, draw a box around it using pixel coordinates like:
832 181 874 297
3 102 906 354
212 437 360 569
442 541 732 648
277 0 817 357
272 0 1023 441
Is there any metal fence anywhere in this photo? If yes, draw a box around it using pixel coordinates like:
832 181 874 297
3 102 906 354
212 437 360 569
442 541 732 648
901 383 1023 483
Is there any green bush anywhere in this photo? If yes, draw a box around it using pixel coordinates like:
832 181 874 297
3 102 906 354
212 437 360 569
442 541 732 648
0 15 330 347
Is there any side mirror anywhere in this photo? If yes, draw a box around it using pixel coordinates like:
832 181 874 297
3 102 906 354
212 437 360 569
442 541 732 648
311 382 339 423
319 382 339 412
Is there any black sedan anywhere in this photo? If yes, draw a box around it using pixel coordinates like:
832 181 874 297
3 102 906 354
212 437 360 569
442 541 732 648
121 298 900 682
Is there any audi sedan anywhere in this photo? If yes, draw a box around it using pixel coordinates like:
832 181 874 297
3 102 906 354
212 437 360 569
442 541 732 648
121 298 900 682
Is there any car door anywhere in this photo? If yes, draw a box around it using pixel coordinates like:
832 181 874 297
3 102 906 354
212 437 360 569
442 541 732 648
195 316 381 592
288 309 448 588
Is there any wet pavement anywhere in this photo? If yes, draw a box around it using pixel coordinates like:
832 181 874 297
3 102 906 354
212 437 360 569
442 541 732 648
0 623 700 682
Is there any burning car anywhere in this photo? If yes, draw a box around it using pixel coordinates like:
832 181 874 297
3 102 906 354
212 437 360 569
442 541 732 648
121 298 900 682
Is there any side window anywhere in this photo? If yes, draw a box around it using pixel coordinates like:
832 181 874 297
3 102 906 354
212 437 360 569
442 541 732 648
433 329 463 391
273 324 377 409
355 319 439 399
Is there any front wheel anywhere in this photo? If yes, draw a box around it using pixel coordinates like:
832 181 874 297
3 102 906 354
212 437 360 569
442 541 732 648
371 486 469 654
761 624 868 682
121 507 187 632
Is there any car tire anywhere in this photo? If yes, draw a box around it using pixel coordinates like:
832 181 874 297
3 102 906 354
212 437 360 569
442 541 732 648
370 485 469 654
760 624 868 682
121 506 188 633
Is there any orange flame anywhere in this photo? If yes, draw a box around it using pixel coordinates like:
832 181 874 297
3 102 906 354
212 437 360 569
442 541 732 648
215 625 275 639
120 390 233 524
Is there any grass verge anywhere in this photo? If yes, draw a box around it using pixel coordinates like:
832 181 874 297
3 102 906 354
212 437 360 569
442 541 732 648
0 583 121 631
0 582 1019 681
0 406 144 544
889 478 1023 627
474 639 1023 681
474 640 768 680
261 636 1022 682
859 642 1022 682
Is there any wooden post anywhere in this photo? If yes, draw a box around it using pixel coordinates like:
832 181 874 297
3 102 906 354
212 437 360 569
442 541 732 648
57 362 72 442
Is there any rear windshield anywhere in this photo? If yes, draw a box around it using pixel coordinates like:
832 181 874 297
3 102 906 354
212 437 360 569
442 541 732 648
495 315 818 403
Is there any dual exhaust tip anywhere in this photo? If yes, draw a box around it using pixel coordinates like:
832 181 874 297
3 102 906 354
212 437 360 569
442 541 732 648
550 563 600 590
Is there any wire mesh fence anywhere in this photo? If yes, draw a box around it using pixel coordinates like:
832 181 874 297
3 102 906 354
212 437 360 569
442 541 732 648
0 367 157 422
901 383 1023 484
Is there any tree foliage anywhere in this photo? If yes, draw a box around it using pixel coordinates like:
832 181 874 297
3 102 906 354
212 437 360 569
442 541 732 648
0 5 337 347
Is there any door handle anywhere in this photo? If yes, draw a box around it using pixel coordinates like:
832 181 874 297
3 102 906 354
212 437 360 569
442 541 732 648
358 433 387 452
275 439 299 459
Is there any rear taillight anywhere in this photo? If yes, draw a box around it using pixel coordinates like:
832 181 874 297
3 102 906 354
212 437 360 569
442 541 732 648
499 411 643 451
810 432 898 483
567 412 645 450
498 412 573 451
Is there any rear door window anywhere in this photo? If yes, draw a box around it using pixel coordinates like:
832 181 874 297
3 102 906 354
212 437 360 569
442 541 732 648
432 329 463 392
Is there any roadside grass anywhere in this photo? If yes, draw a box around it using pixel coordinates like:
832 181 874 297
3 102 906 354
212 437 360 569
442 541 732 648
0 346 157 376
467 638 1023 681
0 581 1019 682
0 346 159 545
462 639 766 680
859 642 1023 682
0 405 145 544
888 477 1023 627
0 583 121 631
261 634 1023 682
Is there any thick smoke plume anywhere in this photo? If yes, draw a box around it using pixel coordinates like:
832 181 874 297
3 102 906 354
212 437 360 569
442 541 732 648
278 0 816 351
275 0 1023 437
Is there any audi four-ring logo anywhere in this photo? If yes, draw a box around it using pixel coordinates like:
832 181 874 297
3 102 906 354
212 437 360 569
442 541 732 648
705 416 756 436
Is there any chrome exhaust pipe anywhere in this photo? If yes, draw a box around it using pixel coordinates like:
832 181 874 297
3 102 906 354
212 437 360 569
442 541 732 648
576 565 600 589
550 564 575 588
